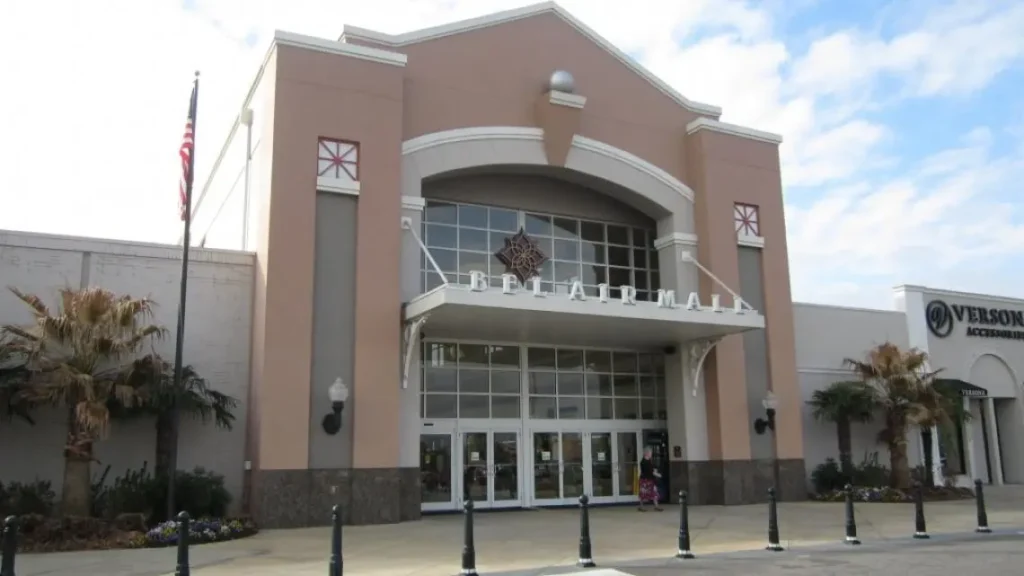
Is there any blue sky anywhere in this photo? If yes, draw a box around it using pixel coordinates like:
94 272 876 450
0 0 1021 310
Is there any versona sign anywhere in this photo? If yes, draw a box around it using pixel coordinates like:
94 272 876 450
466 270 749 314
925 299 1024 341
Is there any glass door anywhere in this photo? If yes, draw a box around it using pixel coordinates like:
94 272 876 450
420 431 457 512
460 429 522 509
531 431 585 505
616 431 640 502
589 432 615 503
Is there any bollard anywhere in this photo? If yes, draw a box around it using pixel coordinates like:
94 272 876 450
765 487 784 552
329 505 343 576
175 511 191 576
675 490 695 559
461 499 477 576
577 494 596 568
974 479 991 534
1 516 17 576
843 484 861 545
912 481 929 539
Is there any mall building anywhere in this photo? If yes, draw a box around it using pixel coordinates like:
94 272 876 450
1 2 1021 528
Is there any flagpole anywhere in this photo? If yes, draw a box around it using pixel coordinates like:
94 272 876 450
168 70 199 521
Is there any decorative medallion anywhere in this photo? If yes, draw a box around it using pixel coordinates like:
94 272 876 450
734 203 760 237
495 228 548 284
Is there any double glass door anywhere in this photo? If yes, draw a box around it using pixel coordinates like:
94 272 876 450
529 430 641 506
419 425 523 511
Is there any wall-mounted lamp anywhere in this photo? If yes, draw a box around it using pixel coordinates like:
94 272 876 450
754 391 778 435
321 378 350 435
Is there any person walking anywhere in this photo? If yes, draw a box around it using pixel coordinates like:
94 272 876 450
638 446 663 511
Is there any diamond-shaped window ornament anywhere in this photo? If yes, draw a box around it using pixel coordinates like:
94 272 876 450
495 228 548 284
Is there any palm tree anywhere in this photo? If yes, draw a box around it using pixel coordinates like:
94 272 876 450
0 333 33 424
112 354 239 479
2 287 165 516
844 342 958 490
807 380 875 478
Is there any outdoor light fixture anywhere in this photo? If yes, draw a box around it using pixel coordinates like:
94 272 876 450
754 391 778 435
322 377 350 435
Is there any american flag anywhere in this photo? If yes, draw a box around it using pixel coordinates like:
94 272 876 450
178 83 197 222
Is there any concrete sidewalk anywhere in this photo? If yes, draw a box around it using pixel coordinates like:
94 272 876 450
13 486 1024 576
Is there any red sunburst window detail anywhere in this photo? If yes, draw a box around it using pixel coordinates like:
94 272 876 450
317 138 359 182
734 203 760 237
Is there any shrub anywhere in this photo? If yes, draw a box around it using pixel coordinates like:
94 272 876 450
92 463 232 524
850 452 890 487
810 458 847 493
0 479 57 517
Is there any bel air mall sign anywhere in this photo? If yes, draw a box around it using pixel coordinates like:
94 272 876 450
466 270 748 314
926 299 1024 341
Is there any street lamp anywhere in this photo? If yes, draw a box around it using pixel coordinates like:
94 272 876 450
321 378 350 435
754 391 778 435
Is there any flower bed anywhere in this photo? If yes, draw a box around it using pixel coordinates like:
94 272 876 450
134 517 258 548
810 485 975 503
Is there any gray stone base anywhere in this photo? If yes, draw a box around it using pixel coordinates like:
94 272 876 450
253 467 420 528
668 459 807 505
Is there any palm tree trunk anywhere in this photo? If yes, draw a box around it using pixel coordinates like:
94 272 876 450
155 411 174 479
888 423 913 490
61 405 92 516
836 417 854 478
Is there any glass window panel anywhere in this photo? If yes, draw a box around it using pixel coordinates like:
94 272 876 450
428 248 457 273
607 225 629 245
581 264 606 286
553 239 579 261
655 376 667 400
613 374 638 397
423 368 457 392
528 371 557 395
557 349 584 371
459 394 489 418
580 241 605 264
426 224 457 249
424 202 456 224
553 261 581 284
607 246 630 267
587 397 614 420
458 204 488 229
585 351 612 373
459 228 489 252
585 373 613 396
631 228 647 247
424 394 458 418
490 231 512 252
636 291 650 302
527 347 557 369
650 271 660 290
489 208 519 231
580 221 605 243
558 373 585 396
638 354 657 374
524 213 552 236
639 376 657 397
535 260 554 282
613 352 638 374
559 397 585 419
489 345 521 368
458 370 486 395
553 217 578 239
459 344 489 368
614 398 639 419
640 397 657 420
607 267 630 290
633 271 648 290
491 395 521 418
425 273 443 292
491 370 521 394
529 396 558 419
633 249 648 269
458 251 489 276
532 235 554 258
423 342 458 366
649 250 659 269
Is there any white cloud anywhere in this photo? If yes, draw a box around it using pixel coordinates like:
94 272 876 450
0 0 1022 309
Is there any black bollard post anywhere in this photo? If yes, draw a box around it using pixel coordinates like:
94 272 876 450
329 505 343 576
675 490 695 559
913 481 929 539
843 484 861 545
1 516 17 576
974 479 991 534
765 487 784 552
175 511 191 576
577 494 596 568
461 499 477 576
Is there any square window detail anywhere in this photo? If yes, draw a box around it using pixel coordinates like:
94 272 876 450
734 203 761 240
317 138 359 192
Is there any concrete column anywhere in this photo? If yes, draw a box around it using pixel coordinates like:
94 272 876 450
984 397 1004 485
963 397 977 481
398 196 426 471
930 425 944 486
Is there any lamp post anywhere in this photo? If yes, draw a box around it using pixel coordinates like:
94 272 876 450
322 378 350 435
754 391 780 497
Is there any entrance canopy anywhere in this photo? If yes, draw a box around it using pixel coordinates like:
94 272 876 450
404 282 764 348
935 378 989 398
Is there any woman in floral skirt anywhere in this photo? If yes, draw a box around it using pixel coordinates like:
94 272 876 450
638 446 663 511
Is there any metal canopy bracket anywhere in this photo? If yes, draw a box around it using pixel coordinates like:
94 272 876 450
680 250 756 313
401 314 429 389
683 337 721 396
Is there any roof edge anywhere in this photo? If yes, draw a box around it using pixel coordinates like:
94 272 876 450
339 2 724 118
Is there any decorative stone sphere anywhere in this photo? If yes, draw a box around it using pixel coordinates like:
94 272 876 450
548 70 576 93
